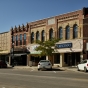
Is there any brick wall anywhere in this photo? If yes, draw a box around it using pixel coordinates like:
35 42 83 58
10 24 29 50
83 17 88 59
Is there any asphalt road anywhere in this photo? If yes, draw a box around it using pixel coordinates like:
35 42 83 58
0 68 88 88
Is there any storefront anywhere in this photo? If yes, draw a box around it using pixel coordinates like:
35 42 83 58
0 50 10 65
10 47 28 66
27 44 46 66
53 39 83 67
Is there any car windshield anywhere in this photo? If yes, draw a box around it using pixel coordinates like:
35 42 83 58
40 60 50 63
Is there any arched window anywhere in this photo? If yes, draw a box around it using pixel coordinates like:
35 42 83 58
41 30 45 42
49 28 53 40
36 31 40 40
59 27 63 39
65 25 70 39
31 32 34 43
73 24 78 39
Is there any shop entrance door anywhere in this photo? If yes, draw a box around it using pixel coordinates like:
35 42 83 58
68 54 72 66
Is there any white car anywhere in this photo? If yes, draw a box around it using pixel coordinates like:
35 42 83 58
38 60 52 70
77 59 88 72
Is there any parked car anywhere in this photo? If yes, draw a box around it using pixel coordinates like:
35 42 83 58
77 59 88 72
38 60 52 70
0 60 7 68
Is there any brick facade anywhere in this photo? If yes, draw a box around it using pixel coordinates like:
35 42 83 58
10 24 29 51
9 7 88 66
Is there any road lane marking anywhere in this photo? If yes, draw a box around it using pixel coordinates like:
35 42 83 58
53 71 56 73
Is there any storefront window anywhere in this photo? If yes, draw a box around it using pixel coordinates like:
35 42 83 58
54 54 60 64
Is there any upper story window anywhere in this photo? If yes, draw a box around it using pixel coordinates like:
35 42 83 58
12 36 15 43
41 30 45 42
73 24 78 39
16 35 18 46
59 27 63 39
31 32 34 43
24 33 26 39
20 34 22 45
36 31 40 40
23 33 26 45
65 25 70 40
49 28 53 40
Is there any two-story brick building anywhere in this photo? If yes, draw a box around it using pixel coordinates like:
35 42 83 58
10 7 88 67
10 24 29 66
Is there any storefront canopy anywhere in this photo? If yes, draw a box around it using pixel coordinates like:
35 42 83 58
0 50 9 55
54 49 82 53
11 53 27 57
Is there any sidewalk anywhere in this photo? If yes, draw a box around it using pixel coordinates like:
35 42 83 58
8 65 77 72
59 67 77 72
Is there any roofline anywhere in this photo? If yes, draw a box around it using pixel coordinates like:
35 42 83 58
28 8 82 24
0 31 10 34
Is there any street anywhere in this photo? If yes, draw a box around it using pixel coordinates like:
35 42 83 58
0 68 88 88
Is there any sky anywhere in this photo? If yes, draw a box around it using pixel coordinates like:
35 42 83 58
0 0 88 33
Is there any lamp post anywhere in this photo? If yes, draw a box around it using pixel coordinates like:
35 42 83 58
12 43 14 67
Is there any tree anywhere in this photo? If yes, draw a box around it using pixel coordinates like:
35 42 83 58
35 38 60 57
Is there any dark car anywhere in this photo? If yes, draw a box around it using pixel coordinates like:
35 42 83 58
0 60 7 68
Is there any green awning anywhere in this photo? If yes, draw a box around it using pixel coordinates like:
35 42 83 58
29 51 41 55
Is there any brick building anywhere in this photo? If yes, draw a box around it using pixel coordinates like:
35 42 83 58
10 24 29 66
10 7 88 67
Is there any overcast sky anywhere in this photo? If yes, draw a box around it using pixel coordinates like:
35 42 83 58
0 0 88 33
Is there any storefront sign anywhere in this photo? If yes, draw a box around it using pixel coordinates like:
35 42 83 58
27 44 41 54
56 43 72 48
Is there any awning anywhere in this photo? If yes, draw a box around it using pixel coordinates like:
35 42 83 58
11 53 27 56
29 51 41 55
0 51 9 54
54 49 82 53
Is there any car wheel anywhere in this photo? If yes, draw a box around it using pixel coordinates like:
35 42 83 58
84 67 87 72
50 67 52 71
38 69 40 71
77 66 80 71
0 65 2 68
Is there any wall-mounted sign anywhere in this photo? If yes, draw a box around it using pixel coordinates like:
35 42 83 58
27 44 41 54
56 43 72 49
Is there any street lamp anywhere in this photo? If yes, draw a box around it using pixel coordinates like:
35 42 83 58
12 43 14 67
